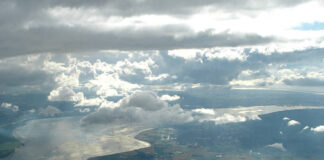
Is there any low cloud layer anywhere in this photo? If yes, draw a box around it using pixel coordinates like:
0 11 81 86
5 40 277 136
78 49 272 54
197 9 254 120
0 102 19 112
311 125 324 133
193 106 324 125
287 120 301 126
10 117 150 160
82 90 324 127
81 91 193 127
38 105 61 117
1 49 324 106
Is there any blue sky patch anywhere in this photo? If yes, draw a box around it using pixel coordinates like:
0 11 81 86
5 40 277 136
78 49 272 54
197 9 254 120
294 21 324 30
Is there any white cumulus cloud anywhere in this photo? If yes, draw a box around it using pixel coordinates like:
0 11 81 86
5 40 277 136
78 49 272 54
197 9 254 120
38 106 61 117
0 102 19 112
160 94 180 101
311 125 324 133
81 91 193 126
48 86 84 102
288 120 301 126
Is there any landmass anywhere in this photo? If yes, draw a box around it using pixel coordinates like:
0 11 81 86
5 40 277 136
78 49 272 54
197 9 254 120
89 109 324 160
0 126 21 158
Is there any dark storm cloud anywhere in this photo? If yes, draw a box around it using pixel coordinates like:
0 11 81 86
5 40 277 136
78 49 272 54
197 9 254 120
0 0 292 58
0 25 274 58
0 0 310 18
48 0 311 18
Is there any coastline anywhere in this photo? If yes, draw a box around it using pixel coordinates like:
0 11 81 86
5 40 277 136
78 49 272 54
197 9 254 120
7 116 152 160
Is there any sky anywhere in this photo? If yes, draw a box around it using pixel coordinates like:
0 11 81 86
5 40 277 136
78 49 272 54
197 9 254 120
0 0 324 120
0 0 324 99
1 0 324 159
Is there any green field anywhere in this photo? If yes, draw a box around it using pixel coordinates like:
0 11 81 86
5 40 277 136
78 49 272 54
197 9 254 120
0 127 21 158
0 140 21 158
